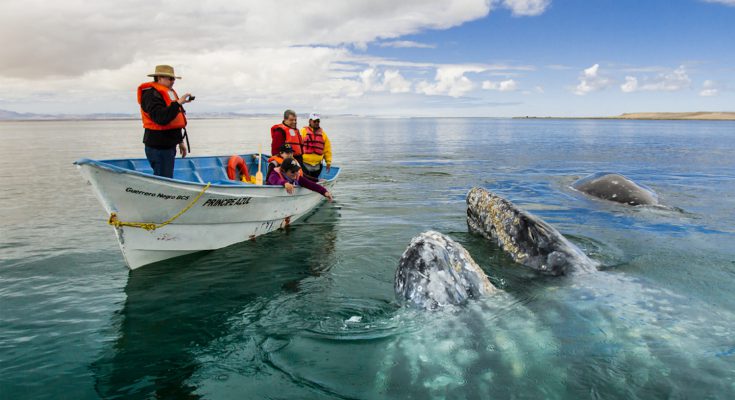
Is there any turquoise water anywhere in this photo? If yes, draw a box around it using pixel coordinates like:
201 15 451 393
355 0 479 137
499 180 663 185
1 118 734 399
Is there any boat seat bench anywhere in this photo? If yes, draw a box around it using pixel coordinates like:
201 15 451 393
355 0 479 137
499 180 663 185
110 155 262 185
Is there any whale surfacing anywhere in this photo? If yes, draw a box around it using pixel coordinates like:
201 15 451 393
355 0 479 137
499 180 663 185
572 172 658 206
467 187 597 276
395 231 496 310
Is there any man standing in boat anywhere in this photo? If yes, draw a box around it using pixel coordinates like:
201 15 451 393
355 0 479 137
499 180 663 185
137 65 194 178
270 109 304 166
300 113 332 181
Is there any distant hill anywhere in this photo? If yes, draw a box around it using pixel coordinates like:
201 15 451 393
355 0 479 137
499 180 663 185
0 109 307 121
0 109 56 120
0 109 136 121
613 112 735 120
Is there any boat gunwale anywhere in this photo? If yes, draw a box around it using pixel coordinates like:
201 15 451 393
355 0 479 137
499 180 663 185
74 155 340 189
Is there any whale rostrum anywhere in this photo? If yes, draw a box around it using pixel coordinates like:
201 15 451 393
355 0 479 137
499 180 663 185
394 231 496 310
467 187 597 276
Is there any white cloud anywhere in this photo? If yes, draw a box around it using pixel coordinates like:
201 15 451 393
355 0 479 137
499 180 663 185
0 0 552 114
416 65 485 97
383 70 413 93
361 68 412 93
702 0 735 6
700 80 719 97
647 66 691 91
621 76 638 93
0 46 534 114
361 58 534 72
482 79 518 91
378 40 436 49
360 68 381 91
619 66 691 93
573 64 611 95
0 47 369 112
0 0 493 79
501 0 552 16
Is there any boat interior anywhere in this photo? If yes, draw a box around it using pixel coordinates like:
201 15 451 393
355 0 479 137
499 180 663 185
92 154 339 185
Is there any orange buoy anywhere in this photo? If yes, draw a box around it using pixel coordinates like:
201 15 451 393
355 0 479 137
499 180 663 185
226 155 250 182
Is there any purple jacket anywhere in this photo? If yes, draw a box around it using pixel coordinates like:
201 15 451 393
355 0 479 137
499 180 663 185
267 168 328 196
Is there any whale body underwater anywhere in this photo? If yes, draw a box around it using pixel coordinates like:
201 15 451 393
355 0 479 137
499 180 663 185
386 189 735 398
572 172 658 206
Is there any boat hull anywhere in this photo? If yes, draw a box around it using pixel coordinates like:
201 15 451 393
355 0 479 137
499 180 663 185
76 158 336 269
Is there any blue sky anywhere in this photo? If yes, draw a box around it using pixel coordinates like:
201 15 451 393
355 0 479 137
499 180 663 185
0 0 733 117
399 1 733 66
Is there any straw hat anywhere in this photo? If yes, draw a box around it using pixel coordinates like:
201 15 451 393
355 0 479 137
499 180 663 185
147 65 181 79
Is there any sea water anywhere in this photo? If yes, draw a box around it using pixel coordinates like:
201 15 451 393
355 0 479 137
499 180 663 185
1 118 734 398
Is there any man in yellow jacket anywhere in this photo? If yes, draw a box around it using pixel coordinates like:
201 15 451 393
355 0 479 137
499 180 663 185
300 113 332 181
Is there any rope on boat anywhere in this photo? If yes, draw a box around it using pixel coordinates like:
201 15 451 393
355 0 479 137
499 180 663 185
108 182 211 231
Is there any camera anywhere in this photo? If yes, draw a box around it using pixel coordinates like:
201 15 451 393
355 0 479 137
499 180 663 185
187 95 196 101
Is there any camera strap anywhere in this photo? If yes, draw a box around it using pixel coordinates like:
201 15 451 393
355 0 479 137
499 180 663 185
183 128 191 153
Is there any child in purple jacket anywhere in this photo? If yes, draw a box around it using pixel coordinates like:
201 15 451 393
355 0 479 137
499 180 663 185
267 158 333 202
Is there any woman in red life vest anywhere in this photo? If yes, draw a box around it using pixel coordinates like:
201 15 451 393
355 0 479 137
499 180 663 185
270 109 304 166
267 158 333 202
137 65 194 178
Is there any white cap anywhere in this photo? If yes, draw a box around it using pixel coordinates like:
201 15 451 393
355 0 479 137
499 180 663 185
309 112 321 120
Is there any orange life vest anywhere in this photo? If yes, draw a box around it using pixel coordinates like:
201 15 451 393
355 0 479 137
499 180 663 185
272 123 303 155
137 82 187 130
302 127 325 156
268 155 284 168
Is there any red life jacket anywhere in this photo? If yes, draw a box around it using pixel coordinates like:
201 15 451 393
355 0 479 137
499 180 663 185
302 127 325 156
271 123 303 155
137 82 187 130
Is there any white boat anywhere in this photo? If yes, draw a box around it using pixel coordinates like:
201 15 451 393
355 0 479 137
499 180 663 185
75 154 339 269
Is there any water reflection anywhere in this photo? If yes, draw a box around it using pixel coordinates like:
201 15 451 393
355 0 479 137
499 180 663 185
92 205 340 399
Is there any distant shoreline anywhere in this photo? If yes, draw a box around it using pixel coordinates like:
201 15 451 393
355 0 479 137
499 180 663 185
514 112 735 121
1 110 734 122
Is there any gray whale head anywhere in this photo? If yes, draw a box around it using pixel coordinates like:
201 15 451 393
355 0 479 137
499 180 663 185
395 231 496 310
467 187 597 276
572 172 658 206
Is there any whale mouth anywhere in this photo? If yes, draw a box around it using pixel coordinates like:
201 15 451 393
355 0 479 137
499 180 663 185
466 187 598 277
466 201 484 234
466 187 496 237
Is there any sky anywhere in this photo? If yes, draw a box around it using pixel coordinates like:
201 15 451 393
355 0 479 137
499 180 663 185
0 0 733 117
